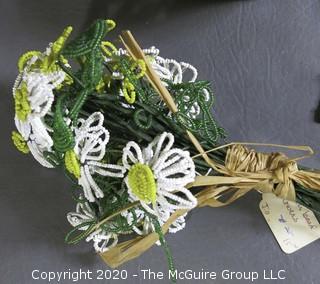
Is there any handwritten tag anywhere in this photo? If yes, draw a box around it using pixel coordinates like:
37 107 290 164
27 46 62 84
260 193 320 254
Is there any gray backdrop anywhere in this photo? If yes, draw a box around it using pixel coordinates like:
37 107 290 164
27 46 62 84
1 0 320 283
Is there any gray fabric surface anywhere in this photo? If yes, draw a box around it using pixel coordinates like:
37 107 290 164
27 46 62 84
1 0 320 283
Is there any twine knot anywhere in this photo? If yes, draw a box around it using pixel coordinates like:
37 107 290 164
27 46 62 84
273 160 298 184
225 145 299 201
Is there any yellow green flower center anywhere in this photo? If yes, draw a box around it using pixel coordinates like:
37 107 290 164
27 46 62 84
11 131 29 154
14 82 31 121
64 150 81 179
128 163 157 204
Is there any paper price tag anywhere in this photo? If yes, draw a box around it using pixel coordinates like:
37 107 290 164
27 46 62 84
260 193 320 254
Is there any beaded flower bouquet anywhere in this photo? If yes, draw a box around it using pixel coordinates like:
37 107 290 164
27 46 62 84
12 19 320 275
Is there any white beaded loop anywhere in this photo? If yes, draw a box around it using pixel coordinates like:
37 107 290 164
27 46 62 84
180 62 198 82
27 140 54 168
153 154 195 189
158 187 197 210
145 132 175 165
153 56 198 84
122 141 145 169
88 161 125 177
81 165 104 201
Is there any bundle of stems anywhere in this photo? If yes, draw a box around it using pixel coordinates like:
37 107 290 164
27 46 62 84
12 19 320 278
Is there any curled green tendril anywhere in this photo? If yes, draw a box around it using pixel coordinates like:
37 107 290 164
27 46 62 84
133 109 153 130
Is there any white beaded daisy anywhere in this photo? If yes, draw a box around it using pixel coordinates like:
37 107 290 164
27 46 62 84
121 132 197 224
13 66 66 168
72 112 125 202
12 27 72 167
67 201 118 253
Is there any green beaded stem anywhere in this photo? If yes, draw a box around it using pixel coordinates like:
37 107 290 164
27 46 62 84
150 214 177 284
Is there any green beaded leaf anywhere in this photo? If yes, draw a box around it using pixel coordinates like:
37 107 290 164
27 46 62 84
62 19 108 58
168 80 226 146
81 49 104 88
52 94 75 153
